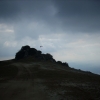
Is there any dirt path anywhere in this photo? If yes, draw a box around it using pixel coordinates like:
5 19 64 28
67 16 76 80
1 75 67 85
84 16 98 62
0 63 48 100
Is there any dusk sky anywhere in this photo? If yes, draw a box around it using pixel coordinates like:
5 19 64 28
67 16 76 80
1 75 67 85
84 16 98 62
0 0 100 74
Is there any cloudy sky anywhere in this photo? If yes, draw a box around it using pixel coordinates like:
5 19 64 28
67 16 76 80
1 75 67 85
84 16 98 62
0 0 100 74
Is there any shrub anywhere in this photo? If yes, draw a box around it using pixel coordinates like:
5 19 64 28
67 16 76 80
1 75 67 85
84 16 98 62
56 61 69 67
45 53 53 60
62 62 69 67
57 61 62 64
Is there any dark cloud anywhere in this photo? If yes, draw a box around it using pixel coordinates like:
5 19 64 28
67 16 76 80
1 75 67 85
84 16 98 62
0 0 57 40
0 0 20 22
54 0 100 17
0 0 53 22
0 0 100 34
53 0 100 33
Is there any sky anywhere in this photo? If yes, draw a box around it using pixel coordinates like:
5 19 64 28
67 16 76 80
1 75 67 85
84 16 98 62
0 0 100 74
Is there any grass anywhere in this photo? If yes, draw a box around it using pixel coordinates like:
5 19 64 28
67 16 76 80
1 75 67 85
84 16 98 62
0 58 100 99
0 61 18 81
27 61 100 99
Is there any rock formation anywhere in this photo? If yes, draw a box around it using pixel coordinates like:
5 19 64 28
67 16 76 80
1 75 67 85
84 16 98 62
15 45 69 67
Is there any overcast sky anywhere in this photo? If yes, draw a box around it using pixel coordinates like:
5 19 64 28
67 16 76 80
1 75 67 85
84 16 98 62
0 0 100 74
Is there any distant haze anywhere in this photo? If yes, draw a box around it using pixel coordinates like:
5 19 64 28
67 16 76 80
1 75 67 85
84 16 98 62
0 0 100 74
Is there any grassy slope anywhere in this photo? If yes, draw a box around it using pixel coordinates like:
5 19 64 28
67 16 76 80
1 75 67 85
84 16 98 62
0 57 100 100
29 61 100 100
0 60 18 81
19 58 100 100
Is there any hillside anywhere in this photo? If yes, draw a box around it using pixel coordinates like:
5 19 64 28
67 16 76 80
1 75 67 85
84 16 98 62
0 46 100 100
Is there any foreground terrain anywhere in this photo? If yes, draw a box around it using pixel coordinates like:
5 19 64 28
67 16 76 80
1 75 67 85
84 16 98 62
0 58 100 100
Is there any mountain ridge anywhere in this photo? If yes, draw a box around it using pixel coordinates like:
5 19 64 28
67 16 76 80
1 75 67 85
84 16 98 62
0 45 100 100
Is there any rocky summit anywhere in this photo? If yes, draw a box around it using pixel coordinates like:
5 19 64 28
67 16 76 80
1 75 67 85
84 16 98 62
0 45 100 100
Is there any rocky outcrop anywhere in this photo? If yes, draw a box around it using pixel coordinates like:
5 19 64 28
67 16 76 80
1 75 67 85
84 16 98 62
15 45 37 60
15 45 69 67
15 45 55 62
